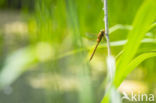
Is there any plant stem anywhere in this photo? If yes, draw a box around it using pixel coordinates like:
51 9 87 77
103 0 111 56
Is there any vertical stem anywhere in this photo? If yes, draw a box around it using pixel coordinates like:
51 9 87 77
103 0 111 56
101 1 121 103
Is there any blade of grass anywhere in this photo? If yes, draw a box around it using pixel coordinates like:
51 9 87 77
114 0 156 87
57 38 156 60
101 0 156 102
0 47 37 89
115 52 156 87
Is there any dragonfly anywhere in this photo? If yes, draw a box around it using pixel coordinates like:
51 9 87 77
89 30 105 61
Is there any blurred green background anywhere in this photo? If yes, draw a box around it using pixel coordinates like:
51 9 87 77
0 0 155 103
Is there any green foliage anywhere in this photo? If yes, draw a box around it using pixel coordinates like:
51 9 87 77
0 0 156 103
114 0 156 87
101 0 156 102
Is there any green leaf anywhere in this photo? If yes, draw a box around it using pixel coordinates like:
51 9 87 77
101 0 156 102
114 52 156 87
114 0 156 87
0 42 54 89
0 47 37 89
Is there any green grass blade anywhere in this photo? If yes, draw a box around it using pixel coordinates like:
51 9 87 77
114 0 156 87
115 52 156 87
0 47 37 88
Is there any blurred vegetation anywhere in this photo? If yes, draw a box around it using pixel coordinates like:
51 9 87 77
0 0 156 103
